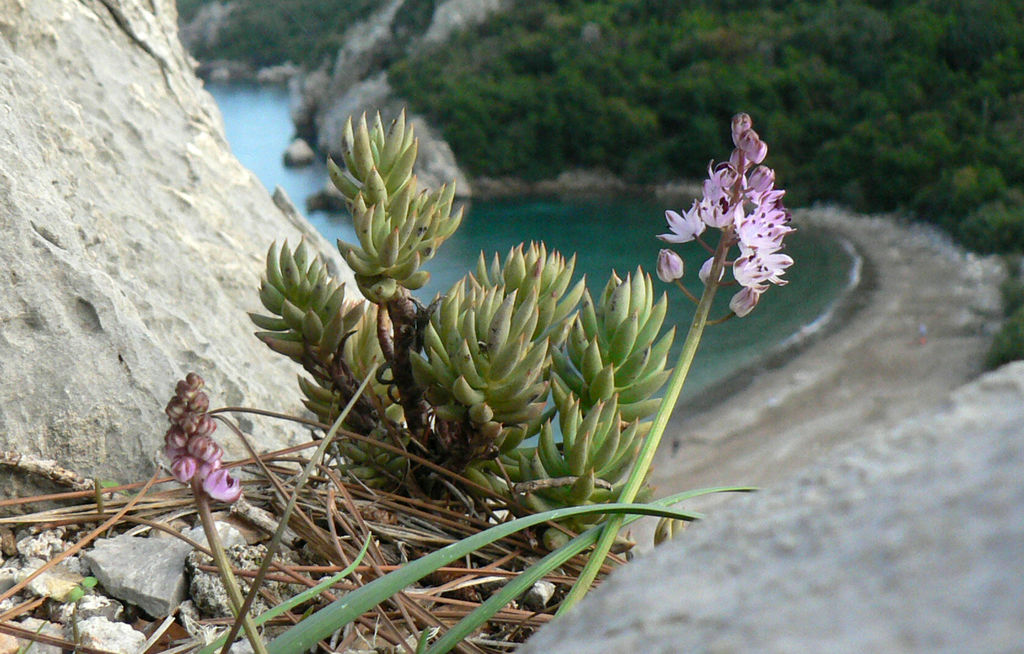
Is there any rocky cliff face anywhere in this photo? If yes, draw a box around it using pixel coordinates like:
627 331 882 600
522 361 1024 652
289 0 509 197
0 0 355 483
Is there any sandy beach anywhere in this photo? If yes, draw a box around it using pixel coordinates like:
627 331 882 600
644 207 1005 522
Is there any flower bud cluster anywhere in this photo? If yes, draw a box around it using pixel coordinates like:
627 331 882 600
658 113 794 317
164 373 242 503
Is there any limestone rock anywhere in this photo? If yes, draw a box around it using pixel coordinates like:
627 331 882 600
186 543 297 618
183 521 247 550
287 0 499 199
282 138 315 168
13 618 62 654
24 564 82 601
51 594 125 624
68 616 146 654
0 0 356 484
15 529 66 561
521 362 1024 653
82 532 193 618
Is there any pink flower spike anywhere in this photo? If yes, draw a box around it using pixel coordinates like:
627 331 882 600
203 468 242 503
657 249 685 283
729 286 763 318
171 455 199 483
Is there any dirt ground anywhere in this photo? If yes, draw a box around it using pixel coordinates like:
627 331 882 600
636 207 1005 534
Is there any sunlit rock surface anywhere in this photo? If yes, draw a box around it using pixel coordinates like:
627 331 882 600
0 0 354 484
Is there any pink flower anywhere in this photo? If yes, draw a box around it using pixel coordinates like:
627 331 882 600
659 205 706 244
171 455 199 483
657 249 685 282
202 468 243 503
733 250 794 288
729 286 763 318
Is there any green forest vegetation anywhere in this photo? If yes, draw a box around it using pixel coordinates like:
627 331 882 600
180 0 1024 256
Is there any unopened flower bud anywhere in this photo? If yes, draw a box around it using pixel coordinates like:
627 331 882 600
731 113 753 146
171 455 199 483
187 392 209 413
165 397 187 421
165 443 186 461
735 128 767 164
203 468 242 503
193 414 217 438
656 249 684 283
180 411 202 435
747 165 775 195
187 435 223 464
698 257 725 285
165 425 189 450
197 459 221 481
184 372 204 390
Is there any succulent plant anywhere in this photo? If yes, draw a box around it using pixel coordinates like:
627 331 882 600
409 245 585 468
251 240 409 486
552 268 674 428
329 111 462 302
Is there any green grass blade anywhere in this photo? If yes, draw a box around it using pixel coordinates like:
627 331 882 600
426 486 753 653
197 537 373 654
266 502 700 654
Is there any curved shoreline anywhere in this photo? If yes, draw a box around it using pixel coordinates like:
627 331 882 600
641 206 1004 531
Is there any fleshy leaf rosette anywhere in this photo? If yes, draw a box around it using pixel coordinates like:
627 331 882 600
329 112 462 302
410 244 585 467
552 269 675 428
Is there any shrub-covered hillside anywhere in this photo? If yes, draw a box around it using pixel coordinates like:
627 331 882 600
179 0 1024 253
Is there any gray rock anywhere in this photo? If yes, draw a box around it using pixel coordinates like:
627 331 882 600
185 543 291 618
68 616 146 654
521 580 556 612
0 566 19 594
14 618 62 654
183 521 247 550
82 533 193 618
521 362 1024 654
282 138 315 168
289 0 484 199
0 0 356 484
24 564 82 601
51 594 125 624
15 529 66 561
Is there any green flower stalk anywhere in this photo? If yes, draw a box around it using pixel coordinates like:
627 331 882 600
561 112 794 612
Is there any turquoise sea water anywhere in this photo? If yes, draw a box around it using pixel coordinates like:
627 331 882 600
208 82 854 401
